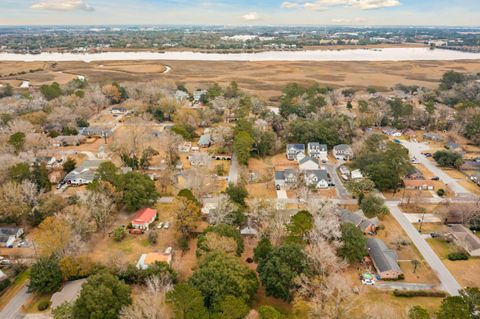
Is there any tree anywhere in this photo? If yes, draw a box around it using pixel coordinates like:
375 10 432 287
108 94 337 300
31 162 51 192
286 210 313 244
8 132 26 154
258 306 284 319
225 183 248 207
73 271 131 319
167 283 209 319
189 252 258 308
63 158 77 173
408 306 430 319
213 295 249 319
29 257 62 294
233 131 254 165
360 194 389 218
197 224 244 256
339 223 367 264
117 172 158 211
53 302 74 319
34 216 72 257
95 161 120 185
345 178 375 199
40 82 63 100
0 181 32 223
177 189 200 206
253 236 273 263
85 191 114 234
433 151 464 169
8 162 31 182
257 244 306 301
174 197 202 239
440 70 465 90
119 277 173 319
436 296 471 319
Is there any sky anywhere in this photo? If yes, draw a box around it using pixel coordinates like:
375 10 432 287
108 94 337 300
1 0 480 26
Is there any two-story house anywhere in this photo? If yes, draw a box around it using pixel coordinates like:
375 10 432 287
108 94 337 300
333 144 354 161
304 169 330 189
307 143 328 162
286 144 306 161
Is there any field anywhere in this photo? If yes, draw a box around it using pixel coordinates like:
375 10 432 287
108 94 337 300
2 59 480 99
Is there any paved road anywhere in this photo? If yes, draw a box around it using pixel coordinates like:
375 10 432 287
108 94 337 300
387 202 462 296
401 141 470 195
376 282 436 291
228 154 239 185
0 285 29 319
326 162 350 199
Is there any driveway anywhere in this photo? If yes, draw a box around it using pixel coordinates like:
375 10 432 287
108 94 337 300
404 213 442 223
325 162 350 199
401 141 470 195
387 202 462 296
0 285 30 319
228 154 239 185
375 282 436 291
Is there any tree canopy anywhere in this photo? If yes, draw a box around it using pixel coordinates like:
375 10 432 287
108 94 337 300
339 223 367 264
28 257 63 294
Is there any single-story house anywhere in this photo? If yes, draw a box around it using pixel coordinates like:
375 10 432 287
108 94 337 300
403 179 435 191
36 156 63 168
304 169 330 189
137 249 173 269
445 141 462 152
307 143 328 162
299 156 320 171
20 81 30 89
462 161 480 171
423 133 444 142
470 173 480 185
131 208 157 230
286 144 305 161
63 160 105 186
175 90 190 102
367 238 403 279
240 226 258 237
198 134 212 148
79 126 113 138
449 224 480 257
0 227 23 248
111 107 129 115
275 169 297 190
333 144 354 161
351 169 364 180
51 279 86 309
338 210 378 234
382 128 402 137
53 135 86 147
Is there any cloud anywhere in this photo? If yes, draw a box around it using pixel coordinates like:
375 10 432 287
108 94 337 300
31 0 94 12
281 2 299 9
331 17 367 23
241 12 261 21
282 0 400 11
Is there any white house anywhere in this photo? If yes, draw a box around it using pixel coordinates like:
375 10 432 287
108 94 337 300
333 144 354 161
275 169 297 190
351 169 364 180
286 144 305 161
20 81 30 89
131 208 157 230
299 156 319 171
304 170 330 189
307 143 328 162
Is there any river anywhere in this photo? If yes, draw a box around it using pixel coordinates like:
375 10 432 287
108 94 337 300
0 48 479 62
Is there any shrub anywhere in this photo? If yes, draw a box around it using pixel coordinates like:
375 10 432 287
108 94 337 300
113 227 126 242
437 189 445 197
0 278 11 295
393 289 447 298
38 300 51 311
447 252 469 261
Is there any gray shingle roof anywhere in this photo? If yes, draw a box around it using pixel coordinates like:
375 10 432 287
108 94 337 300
299 156 319 165
367 238 402 274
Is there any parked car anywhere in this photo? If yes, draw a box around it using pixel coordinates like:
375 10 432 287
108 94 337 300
129 229 144 235
362 279 375 286
393 139 401 144
431 176 440 181
157 222 165 229
163 221 170 229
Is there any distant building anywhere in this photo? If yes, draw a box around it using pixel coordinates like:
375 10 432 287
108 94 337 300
193 89 207 103
403 179 435 191
449 225 480 257
423 133 444 142
333 144 353 161
307 143 328 162
20 81 30 89
111 107 129 115
367 238 403 279
79 126 113 138
445 141 462 153
131 208 157 230
198 134 212 148
0 227 23 248
286 144 305 161
137 249 173 269
175 90 190 102
351 169 364 180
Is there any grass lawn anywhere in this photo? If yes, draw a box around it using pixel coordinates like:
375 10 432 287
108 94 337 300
24 293 52 314
0 270 30 311
426 238 457 259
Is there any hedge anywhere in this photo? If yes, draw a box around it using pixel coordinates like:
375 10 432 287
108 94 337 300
393 289 447 298
448 252 469 261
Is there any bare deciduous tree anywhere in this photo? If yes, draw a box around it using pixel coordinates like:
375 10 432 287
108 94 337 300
85 191 114 235
208 194 236 225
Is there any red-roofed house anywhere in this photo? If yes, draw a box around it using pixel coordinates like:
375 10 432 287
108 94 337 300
131 208 157 230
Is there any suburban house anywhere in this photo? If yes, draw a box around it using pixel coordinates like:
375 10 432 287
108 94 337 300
403 179 435 191
449 225 480 257
63 160 105 186
175 90 190 102
193 89 207 103
304 170 330 189
240 225 258 237
199 134 212 148
423 133 444 142
275 169 298 190
461 161 480 171
0 227 23 248
111 107 129 115
333 144 354 161
299 156 320 171
382 128 402 137
351 169 364 180
51 279 86 310
136 249 173 269
131 208 157 230
445 141 463 153
367 238 404 279
286 144 306 161
470 173 480 185
79 126 113 138
338 210 379 234
36 156 63 168
307 143 328 162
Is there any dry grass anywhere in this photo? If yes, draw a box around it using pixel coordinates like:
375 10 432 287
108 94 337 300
246 182 277 199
